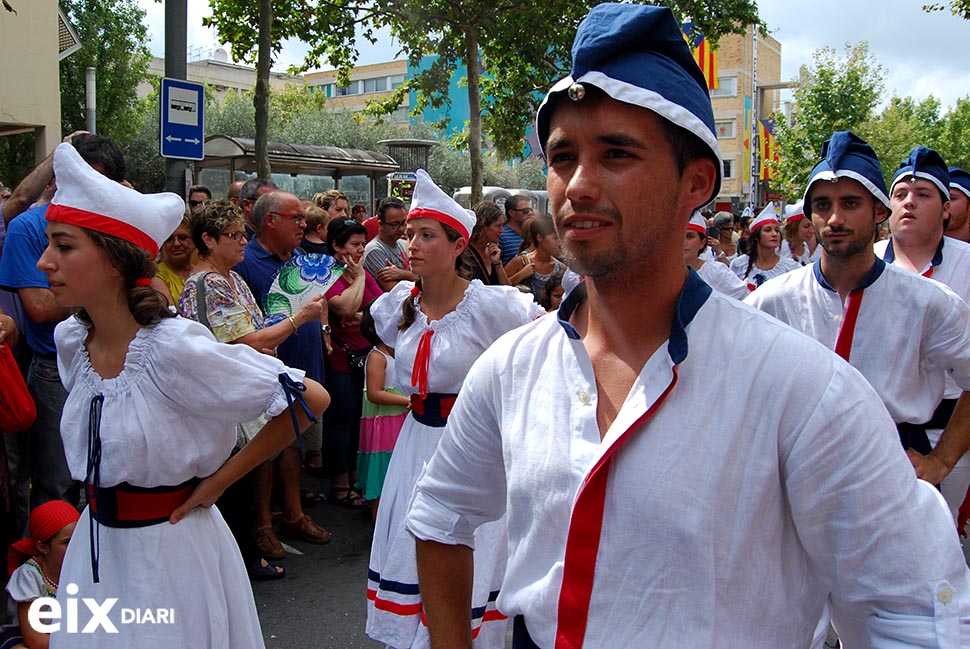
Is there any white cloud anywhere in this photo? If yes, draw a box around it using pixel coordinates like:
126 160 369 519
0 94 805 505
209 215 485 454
760 0 969 108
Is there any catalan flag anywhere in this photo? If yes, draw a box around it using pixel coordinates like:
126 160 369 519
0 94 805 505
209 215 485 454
758 119 780 180
681 21 719 90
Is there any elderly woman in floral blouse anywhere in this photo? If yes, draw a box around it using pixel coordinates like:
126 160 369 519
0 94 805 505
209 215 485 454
177 200 327 579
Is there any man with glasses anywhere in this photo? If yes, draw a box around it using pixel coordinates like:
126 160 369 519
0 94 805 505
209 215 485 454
499 194 535 265
233 190 331 556
362 196 417 291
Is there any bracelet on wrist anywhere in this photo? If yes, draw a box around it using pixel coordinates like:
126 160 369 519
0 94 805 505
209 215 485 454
287 315 299 334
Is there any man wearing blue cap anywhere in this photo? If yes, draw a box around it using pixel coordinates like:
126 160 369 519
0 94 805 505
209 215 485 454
406 5 970 648
946 167 970 243
877 148 970 522
747 131 970 484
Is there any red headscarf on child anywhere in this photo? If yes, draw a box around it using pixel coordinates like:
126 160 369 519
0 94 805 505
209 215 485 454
7 500 79 576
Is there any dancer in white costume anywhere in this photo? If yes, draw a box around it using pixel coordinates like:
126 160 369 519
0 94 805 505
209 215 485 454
365 169 543 648
39 143 328 648
684 211 748 299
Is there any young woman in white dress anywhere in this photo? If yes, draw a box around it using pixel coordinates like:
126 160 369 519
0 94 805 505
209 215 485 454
365 170 543 648
729 204 800 291
684 212 748 299
39 143 328 648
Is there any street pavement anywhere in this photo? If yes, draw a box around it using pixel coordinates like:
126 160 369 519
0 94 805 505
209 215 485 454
253 478 383 649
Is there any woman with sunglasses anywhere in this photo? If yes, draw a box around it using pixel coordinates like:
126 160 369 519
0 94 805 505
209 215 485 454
365 170 543 648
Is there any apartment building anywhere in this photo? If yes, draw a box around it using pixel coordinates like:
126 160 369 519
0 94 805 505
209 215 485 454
710 27 783 211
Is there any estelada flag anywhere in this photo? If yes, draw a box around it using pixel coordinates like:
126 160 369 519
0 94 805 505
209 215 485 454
759 119 780 180
681 21 719 91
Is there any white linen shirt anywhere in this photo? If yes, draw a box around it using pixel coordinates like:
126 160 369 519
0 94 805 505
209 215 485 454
729 253 800 286
745 260 970 424
407 271 970 648
696 259 748 299
877 236 970 400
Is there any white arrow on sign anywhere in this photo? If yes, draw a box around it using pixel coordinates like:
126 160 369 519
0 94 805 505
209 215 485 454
185 138 200 145
165 135 182 143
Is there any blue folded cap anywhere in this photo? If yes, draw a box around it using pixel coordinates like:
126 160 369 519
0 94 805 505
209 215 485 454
535 3 722 206
892 146 950 197
949 167 970 199
803 131 889 211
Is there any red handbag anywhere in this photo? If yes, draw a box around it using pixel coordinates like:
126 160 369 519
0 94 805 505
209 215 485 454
0 342 35 433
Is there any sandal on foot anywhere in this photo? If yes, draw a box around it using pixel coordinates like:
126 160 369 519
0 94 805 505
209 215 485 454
249 558 285 581
254 526 285 560
279 514 331 544
330 486 368 509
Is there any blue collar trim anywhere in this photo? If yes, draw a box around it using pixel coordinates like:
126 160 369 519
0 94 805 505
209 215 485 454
882 237 944 268
556 282 586 340
555 268 711 364
813 257 886 292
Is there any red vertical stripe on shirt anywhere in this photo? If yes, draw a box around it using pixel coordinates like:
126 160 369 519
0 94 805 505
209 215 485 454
554 368 680 649
922 267 934 279
834 289 864 362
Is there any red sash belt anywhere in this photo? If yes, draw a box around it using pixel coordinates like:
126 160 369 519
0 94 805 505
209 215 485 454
409 392 457 428
87 478 199 529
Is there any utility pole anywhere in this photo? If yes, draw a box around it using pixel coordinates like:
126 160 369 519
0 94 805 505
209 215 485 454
164 0 188 197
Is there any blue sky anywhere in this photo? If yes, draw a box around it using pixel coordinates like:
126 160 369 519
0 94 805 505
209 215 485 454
137 0 970 109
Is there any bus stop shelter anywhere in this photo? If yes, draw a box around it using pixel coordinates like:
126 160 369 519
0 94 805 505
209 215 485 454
194 135 399 202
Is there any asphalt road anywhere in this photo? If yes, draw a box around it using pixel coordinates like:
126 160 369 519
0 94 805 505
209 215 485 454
253 479 383 649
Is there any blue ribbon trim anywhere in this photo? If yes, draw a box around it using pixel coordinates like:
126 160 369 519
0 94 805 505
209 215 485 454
85 394 104 584
278 373 314 451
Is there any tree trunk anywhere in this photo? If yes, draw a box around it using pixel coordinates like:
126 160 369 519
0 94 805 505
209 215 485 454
254 0 272 179
464 27 483 205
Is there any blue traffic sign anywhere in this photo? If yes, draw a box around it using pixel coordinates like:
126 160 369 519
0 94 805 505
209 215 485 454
160 78 205 160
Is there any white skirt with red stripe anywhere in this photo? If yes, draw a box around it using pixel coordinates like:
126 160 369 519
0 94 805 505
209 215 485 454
366 412 510 648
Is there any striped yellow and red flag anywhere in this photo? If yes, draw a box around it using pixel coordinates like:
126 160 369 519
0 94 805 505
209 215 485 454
681 21 719 90
758 119 780 180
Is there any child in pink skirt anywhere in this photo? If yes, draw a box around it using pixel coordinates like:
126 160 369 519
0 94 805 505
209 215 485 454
357 308 408 521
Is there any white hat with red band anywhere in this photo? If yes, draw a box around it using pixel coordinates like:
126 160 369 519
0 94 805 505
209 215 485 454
783 200 805 223
406 168 476 240
46 143 184 258
687 211 707 235
749 202 780 234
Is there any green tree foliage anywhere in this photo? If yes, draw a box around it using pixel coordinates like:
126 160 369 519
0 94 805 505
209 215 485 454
366 0 761 203
0 133 36 190
934 96 970 171
858 96 943 189
859 95 970 184
205 0 762 202
924 1 970 19
773 43 884 199
59 0 152 142
124 86 545 196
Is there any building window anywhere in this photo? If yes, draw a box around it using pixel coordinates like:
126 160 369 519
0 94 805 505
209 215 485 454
363 77 387 93
716 119 736 139
710 76 738 98
390 74 406 89
722 159 735 179
336 81 359 96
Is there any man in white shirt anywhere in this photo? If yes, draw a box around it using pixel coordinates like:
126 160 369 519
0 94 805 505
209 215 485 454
406 5 970 648
946 167 970 243
876 148 970 521
747 131 970 486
